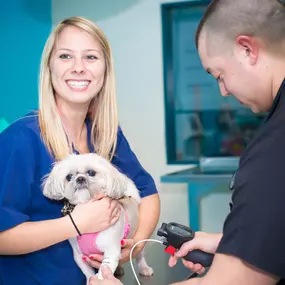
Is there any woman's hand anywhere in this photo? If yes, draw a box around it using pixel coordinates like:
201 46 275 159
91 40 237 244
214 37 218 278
82 253 104 269
82 238 144 268
88 265 123 285
168 232 222 275
119 238 144 264
84 238 144 267
71 197 121 235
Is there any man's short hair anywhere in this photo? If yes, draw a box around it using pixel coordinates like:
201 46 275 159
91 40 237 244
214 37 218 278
195 0 285 54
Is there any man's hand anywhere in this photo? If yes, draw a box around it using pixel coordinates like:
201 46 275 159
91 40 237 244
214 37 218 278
88 265 124 285
169 232 222 275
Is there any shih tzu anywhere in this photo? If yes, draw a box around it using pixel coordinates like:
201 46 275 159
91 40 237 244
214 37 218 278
42 153 153 284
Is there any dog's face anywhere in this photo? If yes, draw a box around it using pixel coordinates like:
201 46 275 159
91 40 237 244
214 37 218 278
42 153 129 204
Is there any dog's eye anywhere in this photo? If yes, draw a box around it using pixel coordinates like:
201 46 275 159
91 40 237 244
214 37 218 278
87 170 96 177
66 174 73 182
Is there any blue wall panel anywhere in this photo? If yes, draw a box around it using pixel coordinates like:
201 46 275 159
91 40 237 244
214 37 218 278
0 0 51 130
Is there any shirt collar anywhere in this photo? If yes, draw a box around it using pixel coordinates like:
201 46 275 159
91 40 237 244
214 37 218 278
264 77 285 122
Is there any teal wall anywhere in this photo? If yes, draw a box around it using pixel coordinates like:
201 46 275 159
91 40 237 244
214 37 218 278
0 0 51 130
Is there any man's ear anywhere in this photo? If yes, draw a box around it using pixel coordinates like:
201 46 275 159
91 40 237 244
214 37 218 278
235 35 259 65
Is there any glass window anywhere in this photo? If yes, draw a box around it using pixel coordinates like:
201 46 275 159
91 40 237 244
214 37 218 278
161 1 266 164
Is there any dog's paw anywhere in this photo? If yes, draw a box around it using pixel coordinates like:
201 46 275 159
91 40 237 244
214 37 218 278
138 265 154 277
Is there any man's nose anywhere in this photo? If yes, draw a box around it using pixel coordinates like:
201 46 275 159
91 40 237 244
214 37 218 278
219 82 229 97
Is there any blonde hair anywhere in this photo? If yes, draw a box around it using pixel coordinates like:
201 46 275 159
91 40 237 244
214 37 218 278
38 16 118 161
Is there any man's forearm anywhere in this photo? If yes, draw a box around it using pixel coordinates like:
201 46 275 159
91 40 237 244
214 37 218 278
172 254 279 285
172 278 203 285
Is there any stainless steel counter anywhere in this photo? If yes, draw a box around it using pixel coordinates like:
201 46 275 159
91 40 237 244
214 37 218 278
118 243 192 285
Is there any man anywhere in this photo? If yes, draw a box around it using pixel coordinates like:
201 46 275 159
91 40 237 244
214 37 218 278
169 0 285 284
90 0 285 284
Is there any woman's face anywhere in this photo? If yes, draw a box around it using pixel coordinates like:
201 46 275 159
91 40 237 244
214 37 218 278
49 26 106 108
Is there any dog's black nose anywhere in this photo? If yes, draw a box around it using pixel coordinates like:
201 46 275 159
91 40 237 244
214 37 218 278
76 176 86 184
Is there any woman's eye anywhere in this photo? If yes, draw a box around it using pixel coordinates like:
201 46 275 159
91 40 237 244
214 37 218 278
87 170 96 177
59 54 71 59
66 174 73 182
86 55 97 60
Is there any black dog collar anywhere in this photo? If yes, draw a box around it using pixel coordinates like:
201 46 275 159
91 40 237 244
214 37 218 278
61 199 76 216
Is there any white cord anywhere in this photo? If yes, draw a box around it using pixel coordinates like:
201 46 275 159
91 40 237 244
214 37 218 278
129 239 164 285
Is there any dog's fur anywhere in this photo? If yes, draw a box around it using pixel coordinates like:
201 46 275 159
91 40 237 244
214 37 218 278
42 153 153 283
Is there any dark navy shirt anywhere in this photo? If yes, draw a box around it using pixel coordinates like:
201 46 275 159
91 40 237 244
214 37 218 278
217 79 285 284
0 111 158 285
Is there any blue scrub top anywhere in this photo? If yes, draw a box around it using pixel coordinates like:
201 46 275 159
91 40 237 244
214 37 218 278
0 111 158 285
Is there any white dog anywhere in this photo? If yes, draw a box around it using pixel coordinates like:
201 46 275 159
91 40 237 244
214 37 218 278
42 153 153 284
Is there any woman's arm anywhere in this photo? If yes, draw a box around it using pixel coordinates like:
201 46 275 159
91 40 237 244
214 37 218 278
119 193 160 263
110 127 161 262
0 216 76 255
0 198 121 255
133 193 160 243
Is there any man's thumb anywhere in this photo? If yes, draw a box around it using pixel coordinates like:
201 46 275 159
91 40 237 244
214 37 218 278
176 239 199 257
101 265 115 280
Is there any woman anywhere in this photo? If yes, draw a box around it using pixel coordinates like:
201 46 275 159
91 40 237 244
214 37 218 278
0 16 160 285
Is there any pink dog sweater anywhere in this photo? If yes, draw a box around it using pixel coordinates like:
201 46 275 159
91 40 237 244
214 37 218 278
76 208 131 256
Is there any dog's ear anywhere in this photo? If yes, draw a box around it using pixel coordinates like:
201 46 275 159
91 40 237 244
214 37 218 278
112 171 128 199
42 166 64 200
103 169 125 199
124 178 141 204
107 168 141 203
90 153 141 202
102 164 128 199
